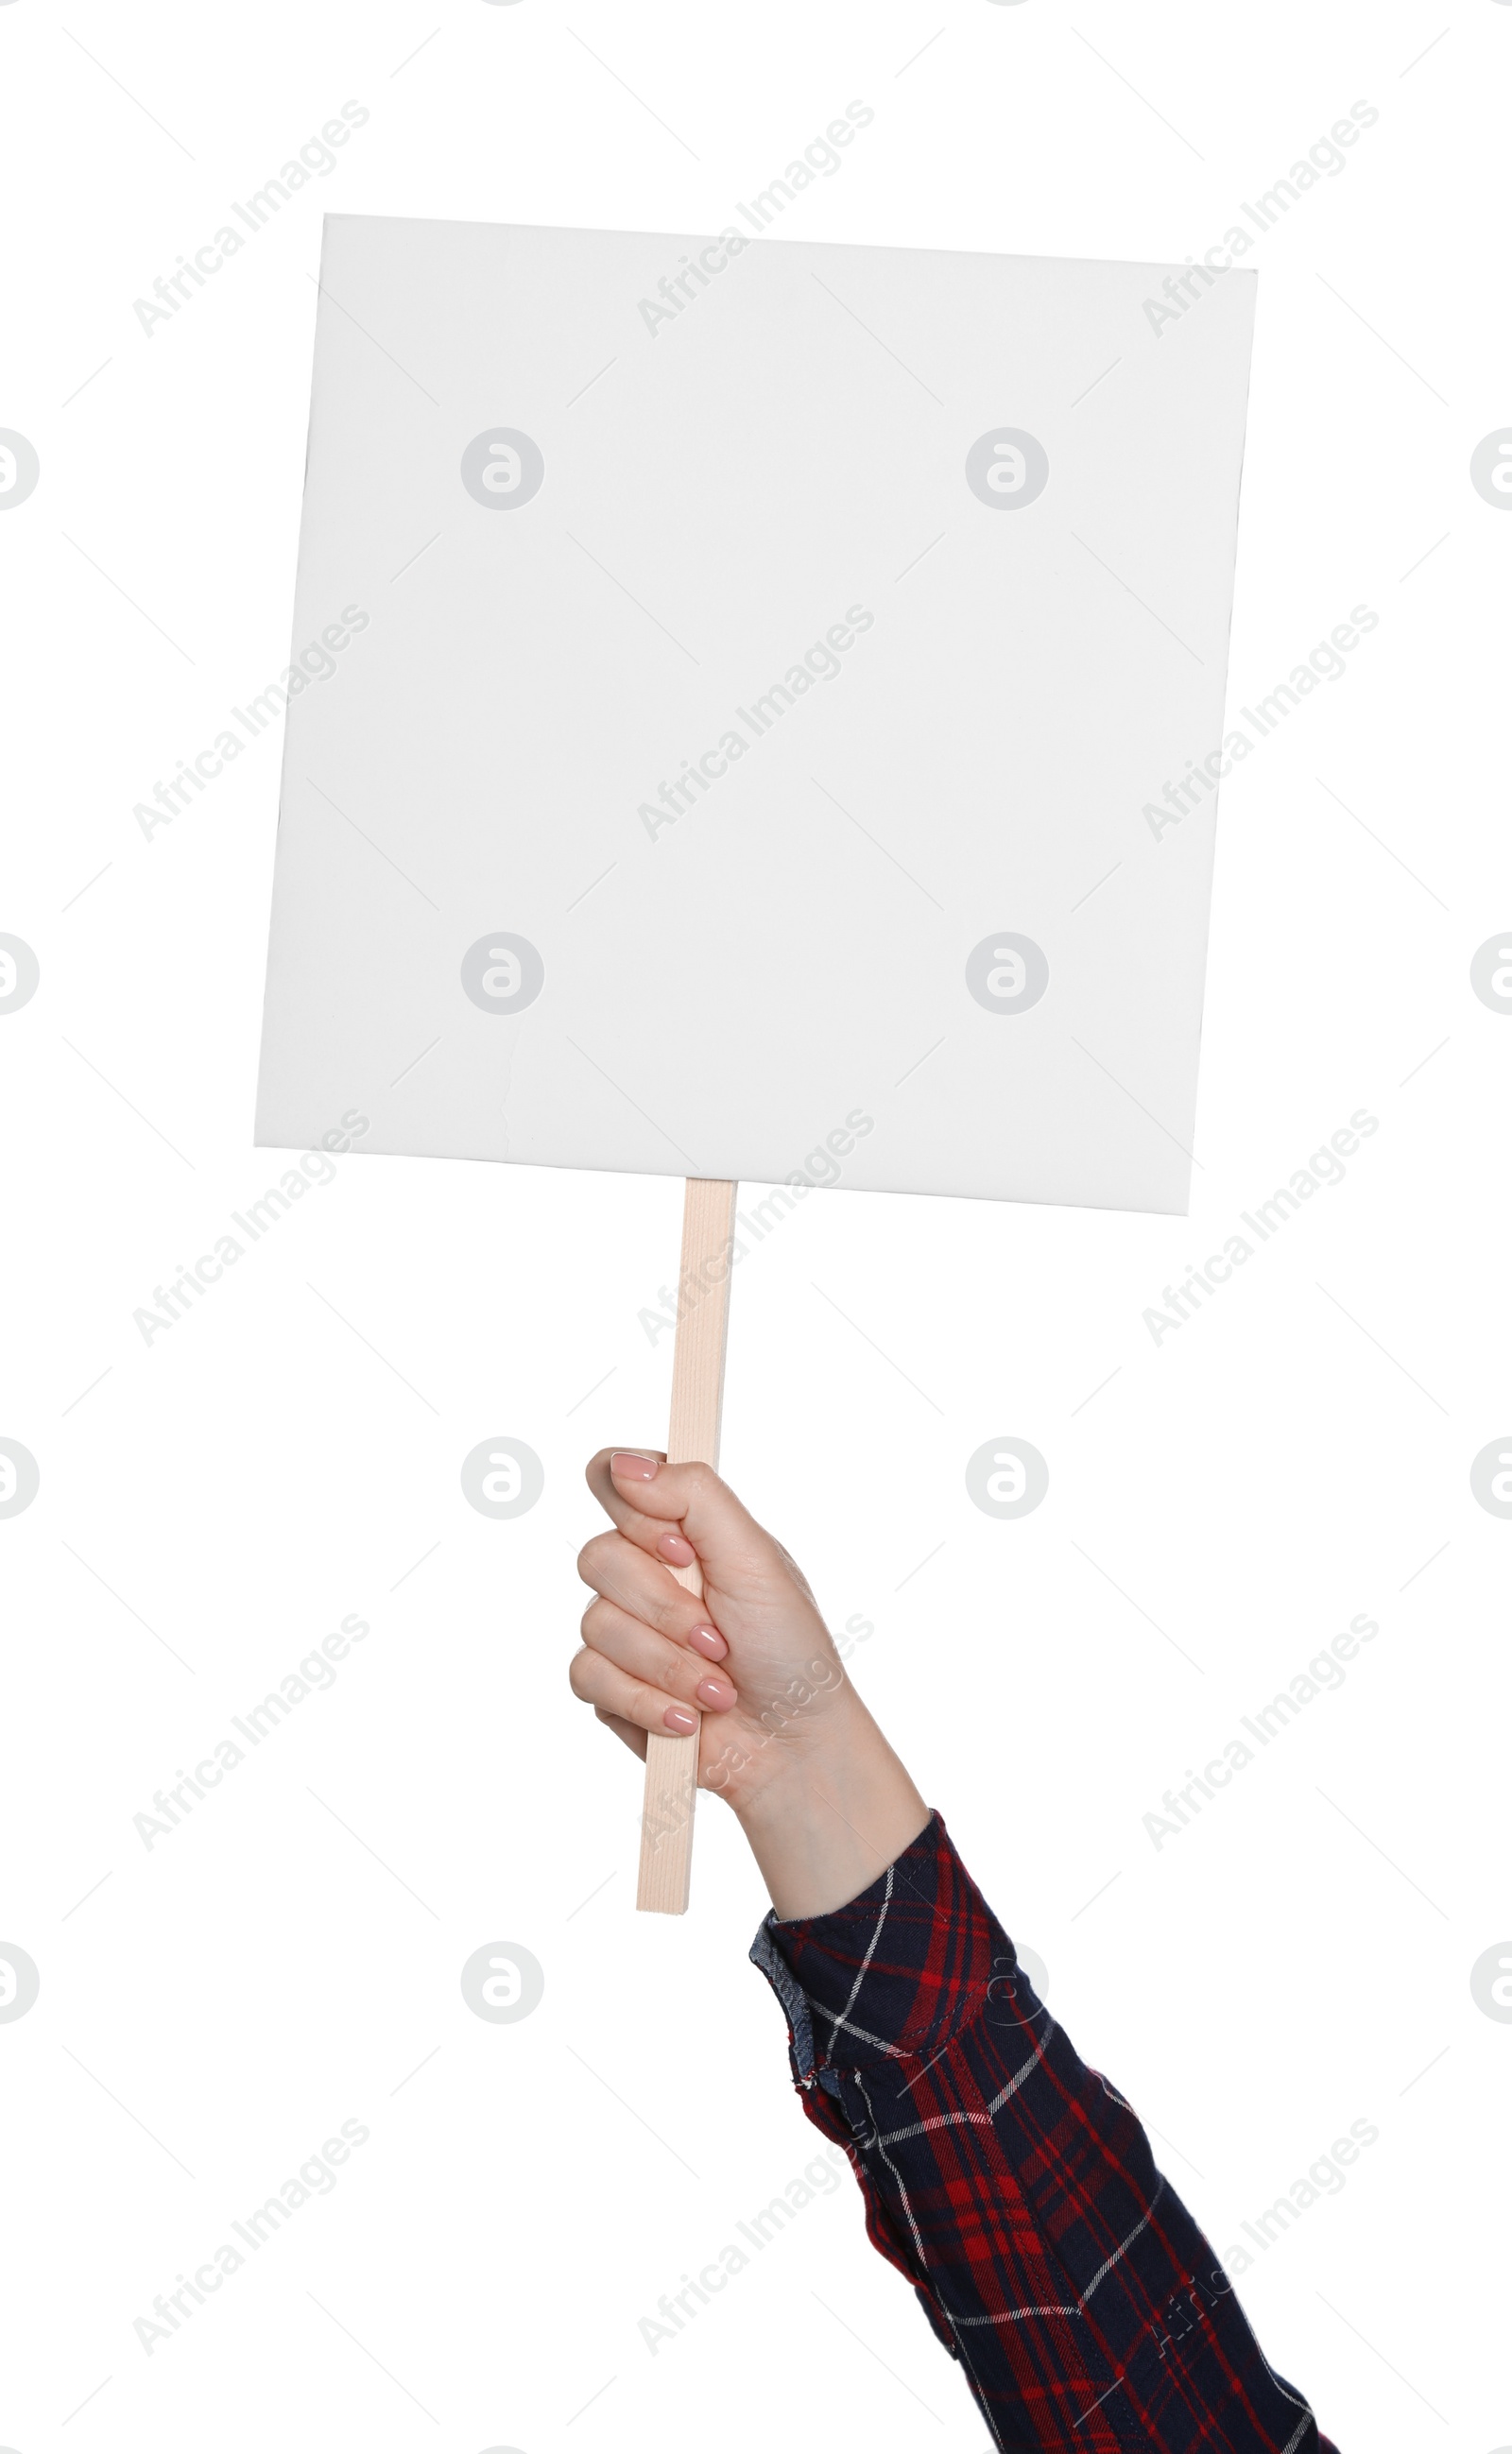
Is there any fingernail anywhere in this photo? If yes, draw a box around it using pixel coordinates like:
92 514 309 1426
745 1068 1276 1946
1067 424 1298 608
611 1451 660 1483
657 1531 696 1564
696 1677 735 1710
662 1704 698 1734
686 1623 727 1662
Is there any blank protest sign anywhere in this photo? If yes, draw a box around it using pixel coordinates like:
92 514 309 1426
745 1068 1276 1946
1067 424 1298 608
255 215 1255 1213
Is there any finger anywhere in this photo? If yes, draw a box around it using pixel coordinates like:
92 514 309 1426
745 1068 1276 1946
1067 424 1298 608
579 1593 736 1714
569 1641 702 1739
576 1529 729 1660
586 1450 778 1582
584 1446 697 1569
593 1704 647 1762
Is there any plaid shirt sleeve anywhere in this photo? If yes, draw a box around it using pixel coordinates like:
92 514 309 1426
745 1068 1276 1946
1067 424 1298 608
749 1811 1338 2453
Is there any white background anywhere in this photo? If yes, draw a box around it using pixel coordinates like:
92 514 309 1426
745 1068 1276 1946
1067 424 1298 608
2 2 1509 2448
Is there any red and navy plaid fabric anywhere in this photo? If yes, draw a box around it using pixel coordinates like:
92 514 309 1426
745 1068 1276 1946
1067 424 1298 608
750 1812 1337 2452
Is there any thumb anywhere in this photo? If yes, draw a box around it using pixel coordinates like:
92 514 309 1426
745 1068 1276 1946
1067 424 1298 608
596 1450 779 1585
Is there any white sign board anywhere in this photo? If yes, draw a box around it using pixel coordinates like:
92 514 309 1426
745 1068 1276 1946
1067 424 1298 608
256 215 1255 1213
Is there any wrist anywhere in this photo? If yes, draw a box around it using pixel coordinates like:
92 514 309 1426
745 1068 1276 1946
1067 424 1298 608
729 1688 929 1920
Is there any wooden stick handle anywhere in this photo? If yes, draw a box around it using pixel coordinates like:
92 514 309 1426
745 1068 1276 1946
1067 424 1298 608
636 1178 738 1914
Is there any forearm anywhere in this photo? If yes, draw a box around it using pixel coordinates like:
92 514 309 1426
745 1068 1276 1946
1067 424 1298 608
752 1815 1338 2453
730 1685 930 1919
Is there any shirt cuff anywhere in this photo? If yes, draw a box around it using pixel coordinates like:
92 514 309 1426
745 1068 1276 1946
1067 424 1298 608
748 1810 1013 2085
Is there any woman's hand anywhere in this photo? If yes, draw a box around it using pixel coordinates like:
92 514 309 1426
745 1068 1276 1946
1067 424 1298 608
572 1450 929 1916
